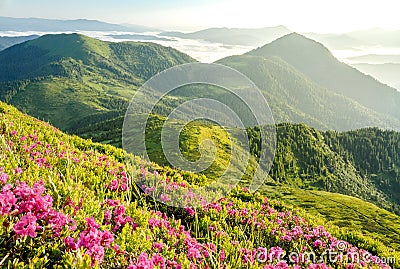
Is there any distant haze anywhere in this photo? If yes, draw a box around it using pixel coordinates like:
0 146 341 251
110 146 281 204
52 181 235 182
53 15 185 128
1 28 400 67
1 0 400 33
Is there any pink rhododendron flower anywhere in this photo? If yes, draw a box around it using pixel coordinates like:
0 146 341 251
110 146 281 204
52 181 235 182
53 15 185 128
151 253 166 267
13 212 40 238
152 242 163 252
129 253 154 269
314 239 324 248
119 183 128 191
0 172 8 184
0 185 17 215
14 167 23 175
160 193 170 202
109 179 119 191
185 207 195 216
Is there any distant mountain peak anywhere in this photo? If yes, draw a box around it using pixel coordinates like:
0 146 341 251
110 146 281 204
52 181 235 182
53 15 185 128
0 16 152 32
258 32 330 50
283 31 303 37
247 32 334 64
33 32 93 43
247 31 400 123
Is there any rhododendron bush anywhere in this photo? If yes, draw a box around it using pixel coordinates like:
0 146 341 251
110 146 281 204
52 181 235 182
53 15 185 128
0 102 398 268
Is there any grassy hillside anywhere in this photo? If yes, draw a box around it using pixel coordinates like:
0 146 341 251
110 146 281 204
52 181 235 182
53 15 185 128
0 33 195 130
1 101 399 268
76 105 400 215
1 33 399 251
261 186 400 251
73 93 400 216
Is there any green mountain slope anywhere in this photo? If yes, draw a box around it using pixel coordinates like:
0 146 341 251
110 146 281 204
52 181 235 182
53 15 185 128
0 33 195 82
73 54 400 147
247 33 400 122
324 128 400 213
216 54 400 131
261 185 400 251
0 33 195 129
249 123 399 214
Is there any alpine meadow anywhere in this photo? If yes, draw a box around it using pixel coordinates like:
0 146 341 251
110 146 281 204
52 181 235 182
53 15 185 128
0 2 400 269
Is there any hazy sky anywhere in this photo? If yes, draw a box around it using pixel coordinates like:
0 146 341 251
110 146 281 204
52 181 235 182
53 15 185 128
1 0 400 32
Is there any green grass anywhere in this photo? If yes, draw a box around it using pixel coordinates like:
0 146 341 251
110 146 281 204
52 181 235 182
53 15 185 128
260 185 400 251
10 76 131 130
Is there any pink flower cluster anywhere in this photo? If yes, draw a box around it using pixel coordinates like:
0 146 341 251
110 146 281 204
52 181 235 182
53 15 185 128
202 196 391 269
64 217 115 266
0 169 8 184
107 167 130 192
103 199 137 232
128 252 186 269
139 175 207 208
0 178 75 238
154 214 223 267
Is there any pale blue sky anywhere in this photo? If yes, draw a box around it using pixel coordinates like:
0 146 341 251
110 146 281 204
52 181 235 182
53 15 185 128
0 0 399 32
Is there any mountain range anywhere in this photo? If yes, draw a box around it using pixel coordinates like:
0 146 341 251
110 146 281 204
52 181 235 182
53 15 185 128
159 26 400 51
347 28 400 47
347 54 400 64
2 17 399 54
160 26 292 46
0 16 157 32
1 33 399 133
